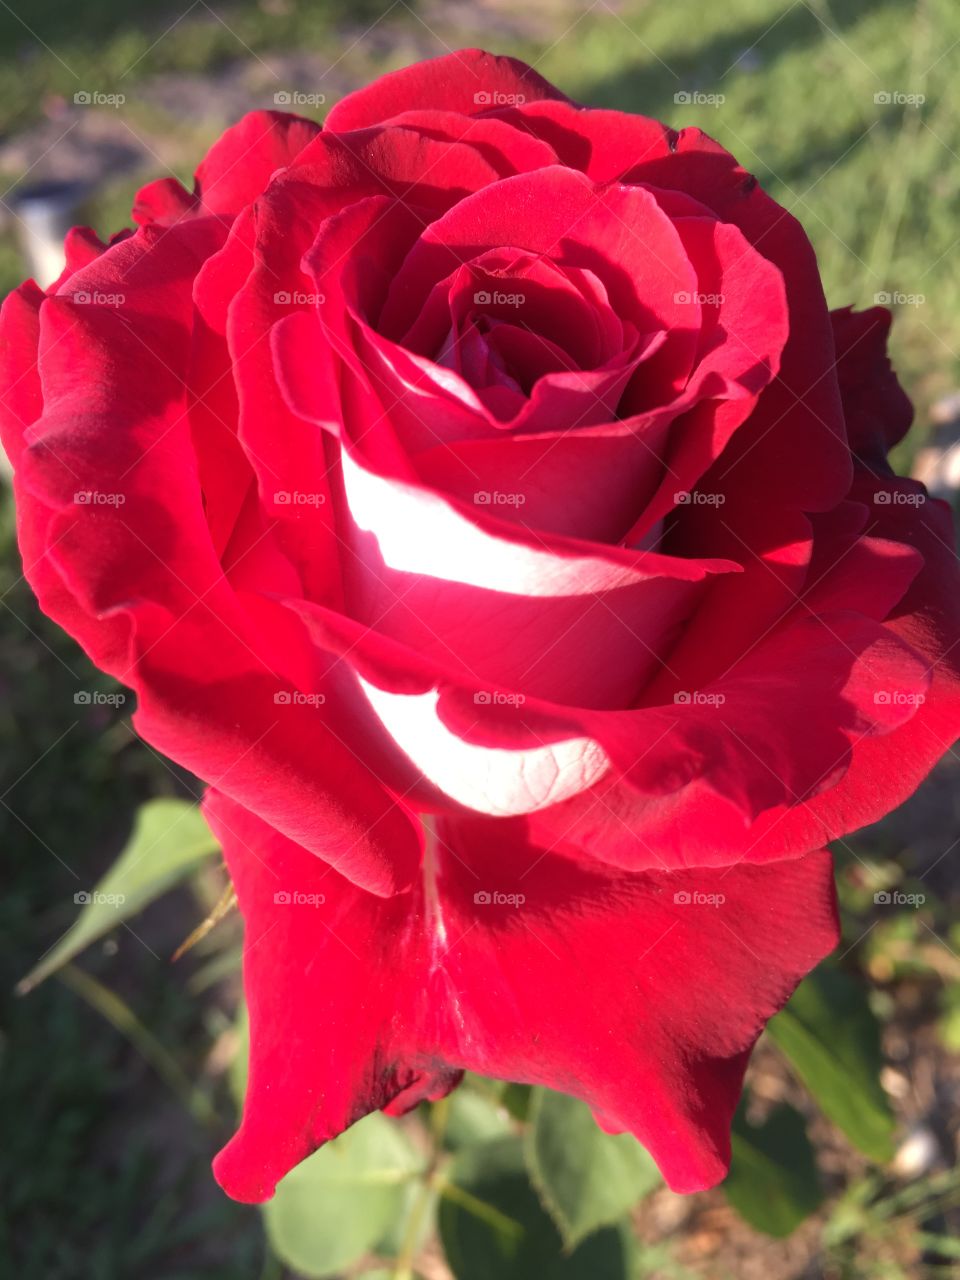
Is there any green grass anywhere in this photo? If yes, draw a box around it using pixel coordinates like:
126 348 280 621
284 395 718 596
0 0 398 135
0 497 266 1278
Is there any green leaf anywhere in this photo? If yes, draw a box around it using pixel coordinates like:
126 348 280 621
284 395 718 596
768 965 896 1162
443 1087 514 1150
229 1002 249 1107
263 1113 423 1279
501 1082 533 1122
356 1272 425 1280
373 1181 436 1258
438 1135 638 1280
18 798 220 992
724 1100 823 1237
526 1088 661 1248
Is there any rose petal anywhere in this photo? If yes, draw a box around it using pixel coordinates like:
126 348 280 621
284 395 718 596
13 220 419 896
325 48 570 133
209 789 838 1203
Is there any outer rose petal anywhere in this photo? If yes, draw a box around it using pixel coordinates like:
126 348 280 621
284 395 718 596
133 109 321 225
7 221 419 896
207 791 839 1203
195 110 321 214
830 305 913 463
0 281 44 467
325 48 569 133
757 473 960 849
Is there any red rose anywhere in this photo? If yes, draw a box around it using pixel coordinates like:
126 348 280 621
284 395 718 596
2 49 958 1202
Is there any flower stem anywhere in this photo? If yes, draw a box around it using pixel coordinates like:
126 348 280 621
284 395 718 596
392 1097 452 1279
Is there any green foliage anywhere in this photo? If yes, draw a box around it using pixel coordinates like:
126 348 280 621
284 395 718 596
769 966 896 1162
438 1135 639 1280
18 798 220 992
442 1084 514 1150
262 1114 424 1278
526 1088 661 1248
724 1098 824 1237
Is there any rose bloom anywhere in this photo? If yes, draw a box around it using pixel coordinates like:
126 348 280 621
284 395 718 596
2 50 958 1202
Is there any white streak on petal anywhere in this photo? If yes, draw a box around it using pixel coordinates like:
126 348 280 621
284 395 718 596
358 678 609 816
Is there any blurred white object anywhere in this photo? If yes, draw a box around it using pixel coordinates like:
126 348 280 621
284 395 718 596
11 180 85 289
0 182 86 481
912 393 960 500
892 1125 940 1178
880 1065 911 1099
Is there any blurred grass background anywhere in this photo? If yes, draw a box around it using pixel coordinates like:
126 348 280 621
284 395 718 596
1 0 957 427
1 1 958 1277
